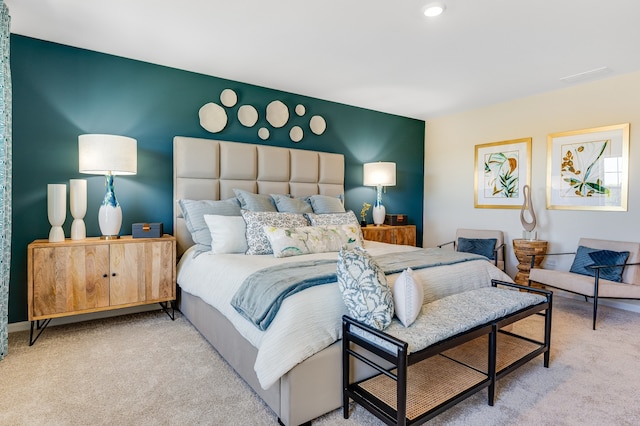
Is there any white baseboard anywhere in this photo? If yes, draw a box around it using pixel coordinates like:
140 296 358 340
8 304 163 334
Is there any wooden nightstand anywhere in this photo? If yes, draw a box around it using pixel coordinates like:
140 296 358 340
361 224 416 246
27 234 176 345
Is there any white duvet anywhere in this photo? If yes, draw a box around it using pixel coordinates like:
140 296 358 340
176 241 512 389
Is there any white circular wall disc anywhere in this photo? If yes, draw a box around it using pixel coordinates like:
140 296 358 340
199 103 228 133
266 100 289 128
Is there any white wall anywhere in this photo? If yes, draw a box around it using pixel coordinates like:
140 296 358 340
424 71 640 289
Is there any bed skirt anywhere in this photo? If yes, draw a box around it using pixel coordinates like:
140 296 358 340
178 288 383 425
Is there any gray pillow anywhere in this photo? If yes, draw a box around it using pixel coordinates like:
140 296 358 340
306 211 360 227
307 194 345 214
179 198 241 257
233 188 277 212
271 194 313 213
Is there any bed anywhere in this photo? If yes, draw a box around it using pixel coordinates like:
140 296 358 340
173 136 512 425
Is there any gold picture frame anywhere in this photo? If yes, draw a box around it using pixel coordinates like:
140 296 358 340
474 137 532 209
547 123 629 211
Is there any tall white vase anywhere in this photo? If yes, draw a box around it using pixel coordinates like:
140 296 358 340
70 179 87 240
47 184 66 243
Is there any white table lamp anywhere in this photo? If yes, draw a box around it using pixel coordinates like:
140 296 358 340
79 134 137 239
363 162 396 226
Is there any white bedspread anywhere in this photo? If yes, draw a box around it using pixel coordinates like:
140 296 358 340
177 241 512 389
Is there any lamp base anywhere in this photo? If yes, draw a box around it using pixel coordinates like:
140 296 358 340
98 204 122 239
372 204 386 226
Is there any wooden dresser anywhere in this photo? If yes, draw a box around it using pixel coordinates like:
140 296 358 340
27 235 176 344
361 224 416 246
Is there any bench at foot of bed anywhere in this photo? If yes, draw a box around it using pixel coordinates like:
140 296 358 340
342 279 552 426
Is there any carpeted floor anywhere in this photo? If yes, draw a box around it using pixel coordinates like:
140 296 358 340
2 296 640 425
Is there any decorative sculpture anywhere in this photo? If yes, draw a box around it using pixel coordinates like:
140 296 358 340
520 184 537 239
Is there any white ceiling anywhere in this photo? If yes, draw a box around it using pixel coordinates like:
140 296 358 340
6 0 640 120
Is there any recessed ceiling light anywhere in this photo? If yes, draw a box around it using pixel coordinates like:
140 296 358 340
423 2 446 17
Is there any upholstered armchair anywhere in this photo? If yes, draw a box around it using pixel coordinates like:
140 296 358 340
437 228 506 271
529 238 640 330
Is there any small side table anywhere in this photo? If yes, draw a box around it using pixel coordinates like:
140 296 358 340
512 239 548 286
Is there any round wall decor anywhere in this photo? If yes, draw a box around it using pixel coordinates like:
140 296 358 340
238 105 258 127
289 126 303 142
310 115 327 135
258 127 270 140
220 89 238 107
199 102 228 133
295 104 306 116
266 100 289 128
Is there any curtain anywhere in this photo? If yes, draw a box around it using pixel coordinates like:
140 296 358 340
0 0 11 361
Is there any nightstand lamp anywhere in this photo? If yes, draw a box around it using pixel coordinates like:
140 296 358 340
363 161 396 226
78 134 137 239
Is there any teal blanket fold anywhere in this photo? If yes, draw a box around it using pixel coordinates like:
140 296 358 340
231 248 486 331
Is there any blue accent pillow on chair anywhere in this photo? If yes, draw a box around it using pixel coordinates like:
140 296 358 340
588 249 629 282
457 237 497 260
569 245 630 282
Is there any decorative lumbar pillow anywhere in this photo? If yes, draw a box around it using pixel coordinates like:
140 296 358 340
271 193 313 213
457 237 497 260
233 188 277 212
203 214 248 254
306 211 363 245
307 194 346 214
570 245 630 282
264 224 362 258
337 246 394 330
241 210 309 255
179 198 242 257
392 268 424 327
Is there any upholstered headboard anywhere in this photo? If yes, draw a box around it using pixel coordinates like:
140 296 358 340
173 136 345 256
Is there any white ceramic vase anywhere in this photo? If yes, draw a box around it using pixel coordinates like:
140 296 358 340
70 179 87 240
47 184 66 243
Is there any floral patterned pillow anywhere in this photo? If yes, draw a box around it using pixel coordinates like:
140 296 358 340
241 210 309 255
337 247 394 330
306 211 363 244
264 224 362 258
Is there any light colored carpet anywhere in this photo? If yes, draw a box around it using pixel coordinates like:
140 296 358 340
2 296 640 425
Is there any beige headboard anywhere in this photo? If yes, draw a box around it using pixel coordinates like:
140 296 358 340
173 136 345 256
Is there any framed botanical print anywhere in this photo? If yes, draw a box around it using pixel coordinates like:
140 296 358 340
474 137 532 208
547 123 629 211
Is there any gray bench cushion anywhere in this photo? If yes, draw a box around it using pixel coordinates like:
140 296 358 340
350 286 545 354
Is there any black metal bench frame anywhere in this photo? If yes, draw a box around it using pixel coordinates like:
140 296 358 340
342 280 552 426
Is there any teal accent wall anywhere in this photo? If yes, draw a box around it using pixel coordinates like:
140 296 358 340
9 35 424 323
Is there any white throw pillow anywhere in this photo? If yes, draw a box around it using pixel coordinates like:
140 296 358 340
337 247 394 330
203 214 248 254
392 268 424 327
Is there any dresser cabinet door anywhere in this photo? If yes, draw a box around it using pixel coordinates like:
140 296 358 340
31 245 110 317
144 240 176 301
109 242 146 306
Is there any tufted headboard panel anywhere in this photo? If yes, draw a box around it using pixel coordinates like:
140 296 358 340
173 136 345 256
